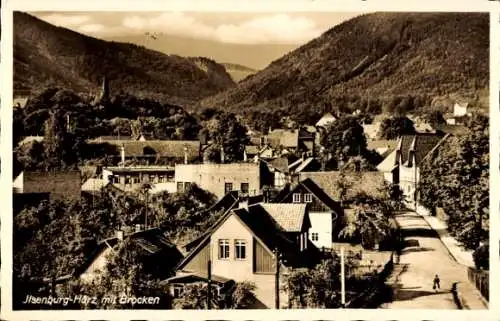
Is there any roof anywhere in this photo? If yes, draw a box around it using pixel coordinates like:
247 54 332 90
166 272 231 285
376 149 398 172
268 157 289 173
245 145 260 155
13 97 29 108
81 178 108 192
294 157 315 173
91 136 133 142
89 140 201 159
298 178 342 212
17 170 82 201
104 166 175 173
267 129 299 148
257 203 308 232
399 133 444 166
298 171 386 201
78 227 183 279
18 136 44 146
177 201 315 271
316 113 337 127
367 139 398 151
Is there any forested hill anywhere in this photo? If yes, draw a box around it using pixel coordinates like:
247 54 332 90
13 12 236 107
201 12 489 115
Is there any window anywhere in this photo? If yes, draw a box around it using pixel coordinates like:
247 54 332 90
304 193 313 203
125 175 131 185
225 182 233 194
184 182 192 191
173 285 184 298
113 176 119 184
235 240 246 260
311 233 319 241
177 182 184 193
240 183 249 195
293 193 301 203
218 239 230 259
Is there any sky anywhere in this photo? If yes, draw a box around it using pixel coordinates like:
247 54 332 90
31 11 361 45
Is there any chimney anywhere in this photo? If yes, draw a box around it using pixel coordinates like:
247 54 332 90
116 230 124 241
220 146 225 164
120 144 125 167
184 146 188 164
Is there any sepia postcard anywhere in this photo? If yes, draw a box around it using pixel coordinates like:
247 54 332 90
1 0 498 320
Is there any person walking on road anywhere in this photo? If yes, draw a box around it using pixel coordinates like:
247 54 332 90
433 274 440 292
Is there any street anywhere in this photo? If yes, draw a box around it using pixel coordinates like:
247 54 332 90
381 211 484 309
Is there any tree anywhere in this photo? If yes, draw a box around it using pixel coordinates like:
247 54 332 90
339 195 397 250
378 116 416 140
321 115 366 167
419 114 488 250
206 113 249 163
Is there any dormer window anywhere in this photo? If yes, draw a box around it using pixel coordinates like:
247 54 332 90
304 193 313 203
293 193 301 203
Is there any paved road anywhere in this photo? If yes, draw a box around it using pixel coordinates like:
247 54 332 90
381 211 480 309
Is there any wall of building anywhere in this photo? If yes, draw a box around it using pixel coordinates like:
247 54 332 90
175 163 265 198
22 171 81 201
399 165 420 200
309 212 333 249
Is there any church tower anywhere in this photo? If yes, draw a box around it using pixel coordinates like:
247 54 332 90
99 75 109 101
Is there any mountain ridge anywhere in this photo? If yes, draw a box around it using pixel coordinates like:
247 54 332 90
14 12 236 107
201 12 489 115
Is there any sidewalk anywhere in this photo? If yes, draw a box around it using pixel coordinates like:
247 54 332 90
415 211 488 309
419 214 475 268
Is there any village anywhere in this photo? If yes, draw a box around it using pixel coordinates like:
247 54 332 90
11 77 489 310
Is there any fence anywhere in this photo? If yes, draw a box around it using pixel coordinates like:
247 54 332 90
467 267 489 301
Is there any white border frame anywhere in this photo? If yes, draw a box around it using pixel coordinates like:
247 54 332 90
1 1 498 320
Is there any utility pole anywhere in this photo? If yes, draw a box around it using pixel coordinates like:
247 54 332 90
274 248 280 309
207 259 212 310
340 246 345 307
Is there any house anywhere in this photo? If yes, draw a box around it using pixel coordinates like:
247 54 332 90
87 139 201 165
13 170 81 202
266 128 316 155
168 202 319 308
362 122 381 141
376 133 448 207
78 227 184 283
366 140 398 158
315 113 337 128
100 165 176 194
13 97 29 109
174 162 274 199
453 102 469 117
265 157 289 188
277 178 343 249
295 171 387 202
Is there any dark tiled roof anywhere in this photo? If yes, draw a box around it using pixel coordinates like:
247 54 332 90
20 171 81 201
299 178 342 213
298 171 386 201
90 140 201 159
268 157 289 173
400 133 444 165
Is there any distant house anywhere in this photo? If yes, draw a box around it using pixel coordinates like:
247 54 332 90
278 178 343 249
264 157 289 188
266 128 316 155
100 165 176 194
174 162 274 199
168 202 319 308
78 228 183 283
13 97 29 109
87 139 201 165
453 102 469 117
376 133 448 207
13 170 81 202
17 136 44 147
366 139 398 158
315 113 337 128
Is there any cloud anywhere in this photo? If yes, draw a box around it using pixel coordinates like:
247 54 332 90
215 14 322 44
77 24 105 33
39 13 91 27
121 12 323 44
